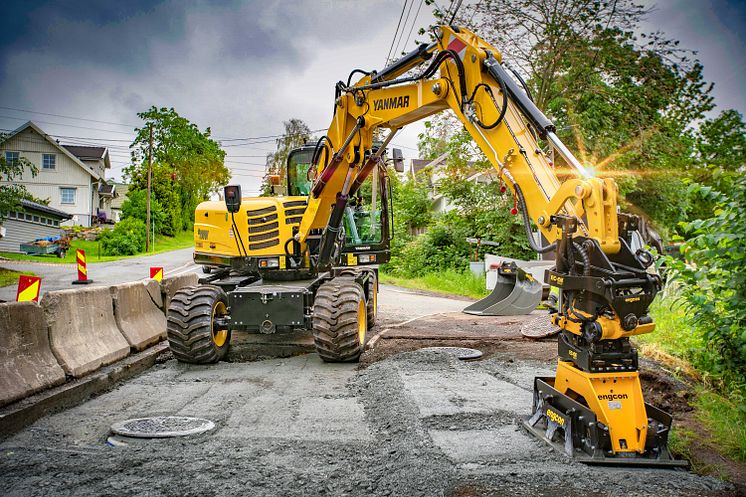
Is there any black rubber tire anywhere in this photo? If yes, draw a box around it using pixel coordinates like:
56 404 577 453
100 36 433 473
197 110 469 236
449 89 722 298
167 285 231 364
338 267 377 329
312 277 366 362
366 272 377 329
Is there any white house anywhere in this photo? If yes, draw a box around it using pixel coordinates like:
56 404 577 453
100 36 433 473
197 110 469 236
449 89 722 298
0 121 114 226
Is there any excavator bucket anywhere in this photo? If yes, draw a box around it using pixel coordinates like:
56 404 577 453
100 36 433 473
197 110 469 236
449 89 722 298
463 262 542 316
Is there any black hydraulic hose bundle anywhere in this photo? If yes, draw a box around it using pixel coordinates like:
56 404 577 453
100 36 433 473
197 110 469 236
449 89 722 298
230 212 248 258
512 183 557 254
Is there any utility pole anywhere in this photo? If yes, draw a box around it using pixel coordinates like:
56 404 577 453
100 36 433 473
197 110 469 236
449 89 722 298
146 125 153 252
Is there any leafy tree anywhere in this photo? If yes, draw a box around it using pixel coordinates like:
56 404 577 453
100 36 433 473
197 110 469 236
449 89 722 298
127 163 182 236
449 0 715 231
125 107 229 232
260 119 312 196
666 177 746 386
120 189 166 235
688 109 746 219
0 134 39 223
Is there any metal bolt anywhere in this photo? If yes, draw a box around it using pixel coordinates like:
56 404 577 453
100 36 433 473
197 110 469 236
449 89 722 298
432 82 442 95
471 54 477 63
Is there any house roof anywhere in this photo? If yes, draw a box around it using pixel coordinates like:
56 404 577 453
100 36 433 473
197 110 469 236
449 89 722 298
4 121 106 181
20 199 72 220
110 183 129 209
63 145 105 160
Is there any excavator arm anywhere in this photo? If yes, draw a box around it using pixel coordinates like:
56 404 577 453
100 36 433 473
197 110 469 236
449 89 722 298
298 25 679 465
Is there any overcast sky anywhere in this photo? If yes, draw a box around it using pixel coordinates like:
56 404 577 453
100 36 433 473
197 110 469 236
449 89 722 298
1 0 743 194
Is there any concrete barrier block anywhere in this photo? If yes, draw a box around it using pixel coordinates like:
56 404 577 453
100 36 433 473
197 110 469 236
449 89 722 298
111 280 166 351
41 287 130 378
161 273 198 311
0 302 66 407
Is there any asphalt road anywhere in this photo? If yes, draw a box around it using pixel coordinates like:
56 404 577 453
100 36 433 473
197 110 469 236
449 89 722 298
0 286 735 496
0 248 199 301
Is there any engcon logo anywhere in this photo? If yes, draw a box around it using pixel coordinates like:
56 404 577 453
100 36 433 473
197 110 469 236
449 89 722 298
373 95 410 112
549 274 564 285
545 407 566 426
597 393 629 401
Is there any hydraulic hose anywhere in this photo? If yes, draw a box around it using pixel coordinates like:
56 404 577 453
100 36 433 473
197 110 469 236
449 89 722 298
573 241 591 276
513 183 557 254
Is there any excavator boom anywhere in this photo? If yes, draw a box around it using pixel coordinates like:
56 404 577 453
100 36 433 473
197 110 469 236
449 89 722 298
298 24 679 466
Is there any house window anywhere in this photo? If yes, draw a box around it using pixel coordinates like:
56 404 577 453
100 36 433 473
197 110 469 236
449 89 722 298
60 187 76 204
25 213 32 221
8 212 16 219
42 154 56 170
5 151 19 166
33 215 40 223
53 220 59 227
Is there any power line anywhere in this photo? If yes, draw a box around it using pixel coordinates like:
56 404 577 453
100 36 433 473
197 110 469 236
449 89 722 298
0 105 139 128
402 0 426 53
0 115 137 135
392 0 417 59
386 0 410 65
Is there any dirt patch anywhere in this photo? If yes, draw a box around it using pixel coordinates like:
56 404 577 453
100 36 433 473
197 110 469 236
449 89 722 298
639 359 746 492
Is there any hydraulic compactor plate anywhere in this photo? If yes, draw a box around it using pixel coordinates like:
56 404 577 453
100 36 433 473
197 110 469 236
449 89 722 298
523 377 689 467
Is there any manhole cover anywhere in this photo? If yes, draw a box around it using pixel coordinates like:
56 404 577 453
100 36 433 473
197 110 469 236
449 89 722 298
520 316 560 339
418 347 483 360
110 416 215 438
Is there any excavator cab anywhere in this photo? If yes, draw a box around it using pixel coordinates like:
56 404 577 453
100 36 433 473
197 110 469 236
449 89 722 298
286 144 392 267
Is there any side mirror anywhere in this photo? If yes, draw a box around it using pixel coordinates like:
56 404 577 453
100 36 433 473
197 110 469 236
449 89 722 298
224 185 242 213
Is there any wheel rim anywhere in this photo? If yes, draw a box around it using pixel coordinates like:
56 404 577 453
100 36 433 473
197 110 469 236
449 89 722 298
357 299 367 344
212 301 229 347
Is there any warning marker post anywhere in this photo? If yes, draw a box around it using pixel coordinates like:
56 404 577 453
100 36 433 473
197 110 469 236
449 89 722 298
72 249 93 285
150 266 163 282
16 275 42 302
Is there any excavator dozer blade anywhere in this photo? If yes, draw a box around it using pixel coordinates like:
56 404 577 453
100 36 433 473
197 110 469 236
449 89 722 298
463 263 542 316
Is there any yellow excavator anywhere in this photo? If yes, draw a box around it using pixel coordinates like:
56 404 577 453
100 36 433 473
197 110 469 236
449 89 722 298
166 23 684 467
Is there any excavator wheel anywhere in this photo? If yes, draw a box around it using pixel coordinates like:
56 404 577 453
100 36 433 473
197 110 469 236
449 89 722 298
313 276 367 362
366 272 378 328
167 285 231 364
338 267 377 328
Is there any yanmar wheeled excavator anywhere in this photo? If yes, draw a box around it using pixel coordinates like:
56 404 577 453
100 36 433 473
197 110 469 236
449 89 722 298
166 23 684 467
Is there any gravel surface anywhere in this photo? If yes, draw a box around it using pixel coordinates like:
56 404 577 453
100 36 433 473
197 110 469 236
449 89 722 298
0 285 739 496
0 350 735 496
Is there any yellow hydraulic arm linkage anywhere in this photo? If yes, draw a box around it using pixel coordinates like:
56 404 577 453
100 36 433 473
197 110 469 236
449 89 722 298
297 24 684 466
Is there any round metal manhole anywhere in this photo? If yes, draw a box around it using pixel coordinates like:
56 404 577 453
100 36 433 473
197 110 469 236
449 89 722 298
520 316 560 339
110 416 215 438
418 346 483 360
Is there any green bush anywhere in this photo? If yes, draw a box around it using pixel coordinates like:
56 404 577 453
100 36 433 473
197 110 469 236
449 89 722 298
100 218 146 256
121 189 166 235
666 176 746 387
387 222 471 277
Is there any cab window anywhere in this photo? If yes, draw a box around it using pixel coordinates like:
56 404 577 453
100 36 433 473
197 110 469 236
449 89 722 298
343 168 384 246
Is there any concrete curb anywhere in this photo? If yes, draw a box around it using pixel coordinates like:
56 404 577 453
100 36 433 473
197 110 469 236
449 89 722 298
111 280 166 350
160 273 198 312
0 342 170 441
0 302 66 407
41 286 130 377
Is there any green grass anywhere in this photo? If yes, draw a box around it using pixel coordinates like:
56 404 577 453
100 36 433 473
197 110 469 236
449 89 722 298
379 269 489 299
694 388 746 462
0 230 194 264
634 297 705 359
634 293 746 464
0 268 36 287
